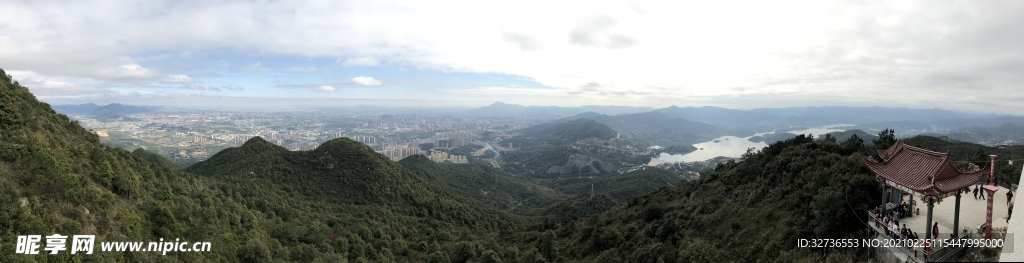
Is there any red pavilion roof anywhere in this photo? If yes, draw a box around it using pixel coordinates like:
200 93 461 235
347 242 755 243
864 140 986 195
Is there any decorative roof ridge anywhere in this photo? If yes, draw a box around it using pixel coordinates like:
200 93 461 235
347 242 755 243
929 153 951 185
877 140 906 162
901 143 948 157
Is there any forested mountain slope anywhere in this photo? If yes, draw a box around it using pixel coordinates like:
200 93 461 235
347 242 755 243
2 68 260 261
398 155 561 212
542 135 882 262
0 68 533 262
521 118 618 142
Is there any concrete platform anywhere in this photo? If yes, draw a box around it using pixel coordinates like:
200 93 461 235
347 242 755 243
894 186 1013 240
1001 173 1022 262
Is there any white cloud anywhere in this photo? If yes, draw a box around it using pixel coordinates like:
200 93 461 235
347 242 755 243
6 70 105 95
183 84 221 91
286 66 318 72
314 85 336 92
2 1 1024 112
244 62 263 71
97 64 159 79
443 86 565 96
351 76 382 86
160 74 194 84
341 57 380 66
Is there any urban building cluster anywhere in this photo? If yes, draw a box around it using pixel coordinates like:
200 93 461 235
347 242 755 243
65 108 548 164
381 146 423 161
428 150 468 164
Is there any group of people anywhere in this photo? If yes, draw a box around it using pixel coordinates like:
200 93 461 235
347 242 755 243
893 201 911 219
872 205 919 240
972 183 1015 202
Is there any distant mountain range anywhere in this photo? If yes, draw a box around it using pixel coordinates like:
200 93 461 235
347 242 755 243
53 103 156 122
464 102 653 117
473 102 1024 146
49 101 1024 148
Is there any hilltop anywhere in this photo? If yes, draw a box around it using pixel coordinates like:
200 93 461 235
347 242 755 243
526 118 618 142
187 136 518 227
554 111 725 146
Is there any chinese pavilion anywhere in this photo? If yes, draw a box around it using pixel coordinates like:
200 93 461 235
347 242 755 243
864 140 992 241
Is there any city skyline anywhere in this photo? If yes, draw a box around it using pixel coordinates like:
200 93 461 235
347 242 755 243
2 1 1024 113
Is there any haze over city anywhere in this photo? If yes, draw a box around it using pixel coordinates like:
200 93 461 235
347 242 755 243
2 1 1023 113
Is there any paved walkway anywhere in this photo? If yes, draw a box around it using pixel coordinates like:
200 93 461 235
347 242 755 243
1002 174 1022 262
894 186 1013 240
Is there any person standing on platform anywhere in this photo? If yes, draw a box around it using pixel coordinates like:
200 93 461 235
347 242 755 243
932 222 939 239
974 186 979 199
980 186 986 200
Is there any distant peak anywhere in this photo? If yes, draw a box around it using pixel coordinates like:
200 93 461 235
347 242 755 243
242 136 269 145
489 102 512 106
316 137 375 153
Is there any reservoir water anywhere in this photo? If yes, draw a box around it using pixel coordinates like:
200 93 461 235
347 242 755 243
648 124 849 165
785 124 853 136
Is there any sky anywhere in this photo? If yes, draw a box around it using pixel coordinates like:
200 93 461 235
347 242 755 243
1 1 1023 113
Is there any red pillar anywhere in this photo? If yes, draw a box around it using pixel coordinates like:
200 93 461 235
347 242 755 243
984 154 999 239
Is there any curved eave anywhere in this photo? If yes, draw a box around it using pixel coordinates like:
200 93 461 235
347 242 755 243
864 157 988 195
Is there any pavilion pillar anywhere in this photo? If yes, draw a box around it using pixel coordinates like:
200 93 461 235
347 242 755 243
881 183 888 217
924 196 936 243
954 192 961 238
910 191 916 216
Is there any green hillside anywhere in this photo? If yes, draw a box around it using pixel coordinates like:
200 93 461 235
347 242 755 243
0 68 533 262
544 168 680 205
398 154 560 212
821 129 878 143
523 118 618 142
539 135 881 262
531 168 683 221
543 112 726 147
2 68 261 261
132 148 180 170
503 119 646 178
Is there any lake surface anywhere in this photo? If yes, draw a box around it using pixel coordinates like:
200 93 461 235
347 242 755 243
786 124 854 136
648 124 848 165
